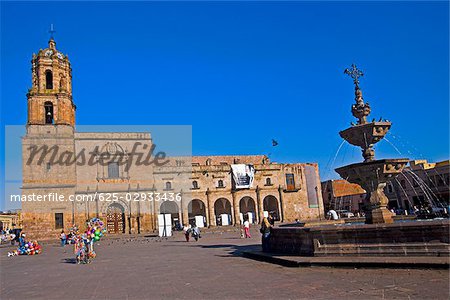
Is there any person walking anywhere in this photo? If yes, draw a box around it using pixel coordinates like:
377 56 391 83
191 224 201 241
183 224 191 242
260 217 272 252
243 219 251 238
60 230 66 247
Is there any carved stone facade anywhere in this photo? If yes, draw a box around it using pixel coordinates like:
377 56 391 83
21 39 324 240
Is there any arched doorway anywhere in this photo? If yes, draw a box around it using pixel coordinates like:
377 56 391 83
263 195 280 221
214 198 232 226
106 203 125 234
188 199 207 227
160 201 180 229
239 196 257 224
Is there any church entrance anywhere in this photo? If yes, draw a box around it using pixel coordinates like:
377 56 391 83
106 203 125 234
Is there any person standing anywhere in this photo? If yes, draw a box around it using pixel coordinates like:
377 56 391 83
260 217 272 252
60 230 66 247
183 224 191 242
243 219 251 238
192 224 201 242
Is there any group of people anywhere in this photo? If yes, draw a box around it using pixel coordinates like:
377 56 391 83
7 231 42 257
183 224 201 242
1 228 17 244
60 218 106 264
181 215 274 252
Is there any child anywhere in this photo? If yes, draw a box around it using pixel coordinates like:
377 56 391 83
60 230 66 247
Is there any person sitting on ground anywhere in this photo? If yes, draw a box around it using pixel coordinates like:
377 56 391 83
326 209 339 220
18 233 26 247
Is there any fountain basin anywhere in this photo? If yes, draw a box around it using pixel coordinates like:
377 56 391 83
268 220 450 257
339 121 391 148
335 158 409 191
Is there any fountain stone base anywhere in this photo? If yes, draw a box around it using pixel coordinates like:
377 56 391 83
367 207 395 224
267 220 450 257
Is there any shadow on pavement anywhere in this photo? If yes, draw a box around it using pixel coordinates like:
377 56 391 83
61 258 77 264
197 243 261 257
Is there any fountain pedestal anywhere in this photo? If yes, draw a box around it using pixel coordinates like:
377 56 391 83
335 158 409 224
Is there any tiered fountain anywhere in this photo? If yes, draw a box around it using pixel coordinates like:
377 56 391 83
335 64 409 224
262 65 449 257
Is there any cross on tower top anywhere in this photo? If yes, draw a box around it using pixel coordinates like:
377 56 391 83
344 64 364 88
48 24 56 40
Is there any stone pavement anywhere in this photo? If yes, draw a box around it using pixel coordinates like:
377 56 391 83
1 229 449 299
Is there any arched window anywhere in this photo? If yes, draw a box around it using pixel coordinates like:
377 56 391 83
218 180 224 188
192 181 198 189
44 101 54 124
45 70 53 89
265 178 272 185
165 181 172 190
108 162 119 178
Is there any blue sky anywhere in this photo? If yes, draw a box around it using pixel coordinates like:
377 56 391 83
1 1 449 210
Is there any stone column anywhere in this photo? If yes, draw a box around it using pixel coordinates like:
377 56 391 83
278 186 285 222
254 187 260 224
204 196 210 227
206 189 215 226
256 186 263 223
232 191 240 226
181 190 189 226
151 185 157 231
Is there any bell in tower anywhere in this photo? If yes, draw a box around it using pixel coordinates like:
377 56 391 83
27 36 76 126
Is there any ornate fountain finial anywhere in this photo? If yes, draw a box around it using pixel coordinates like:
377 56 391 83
344 64 371 125
344 64 364 88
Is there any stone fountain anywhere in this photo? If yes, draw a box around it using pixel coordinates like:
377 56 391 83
335 64 409 224
260 65 449 258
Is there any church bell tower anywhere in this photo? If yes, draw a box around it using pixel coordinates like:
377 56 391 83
22 36 77 239
27 37 76 126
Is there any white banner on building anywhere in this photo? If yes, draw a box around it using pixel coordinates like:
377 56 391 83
231 164 255 189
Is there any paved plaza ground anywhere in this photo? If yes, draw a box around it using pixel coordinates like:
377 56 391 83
1 229 449 299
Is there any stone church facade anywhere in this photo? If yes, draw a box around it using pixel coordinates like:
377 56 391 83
21 39 324 239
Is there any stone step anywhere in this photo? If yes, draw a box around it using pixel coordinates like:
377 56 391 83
314 242 450 257
317 242 450 250
314 250 450 257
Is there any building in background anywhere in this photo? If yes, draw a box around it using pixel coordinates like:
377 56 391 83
323 160 449 216
321 179 366 215
0 210 22 231
21 38 325 239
